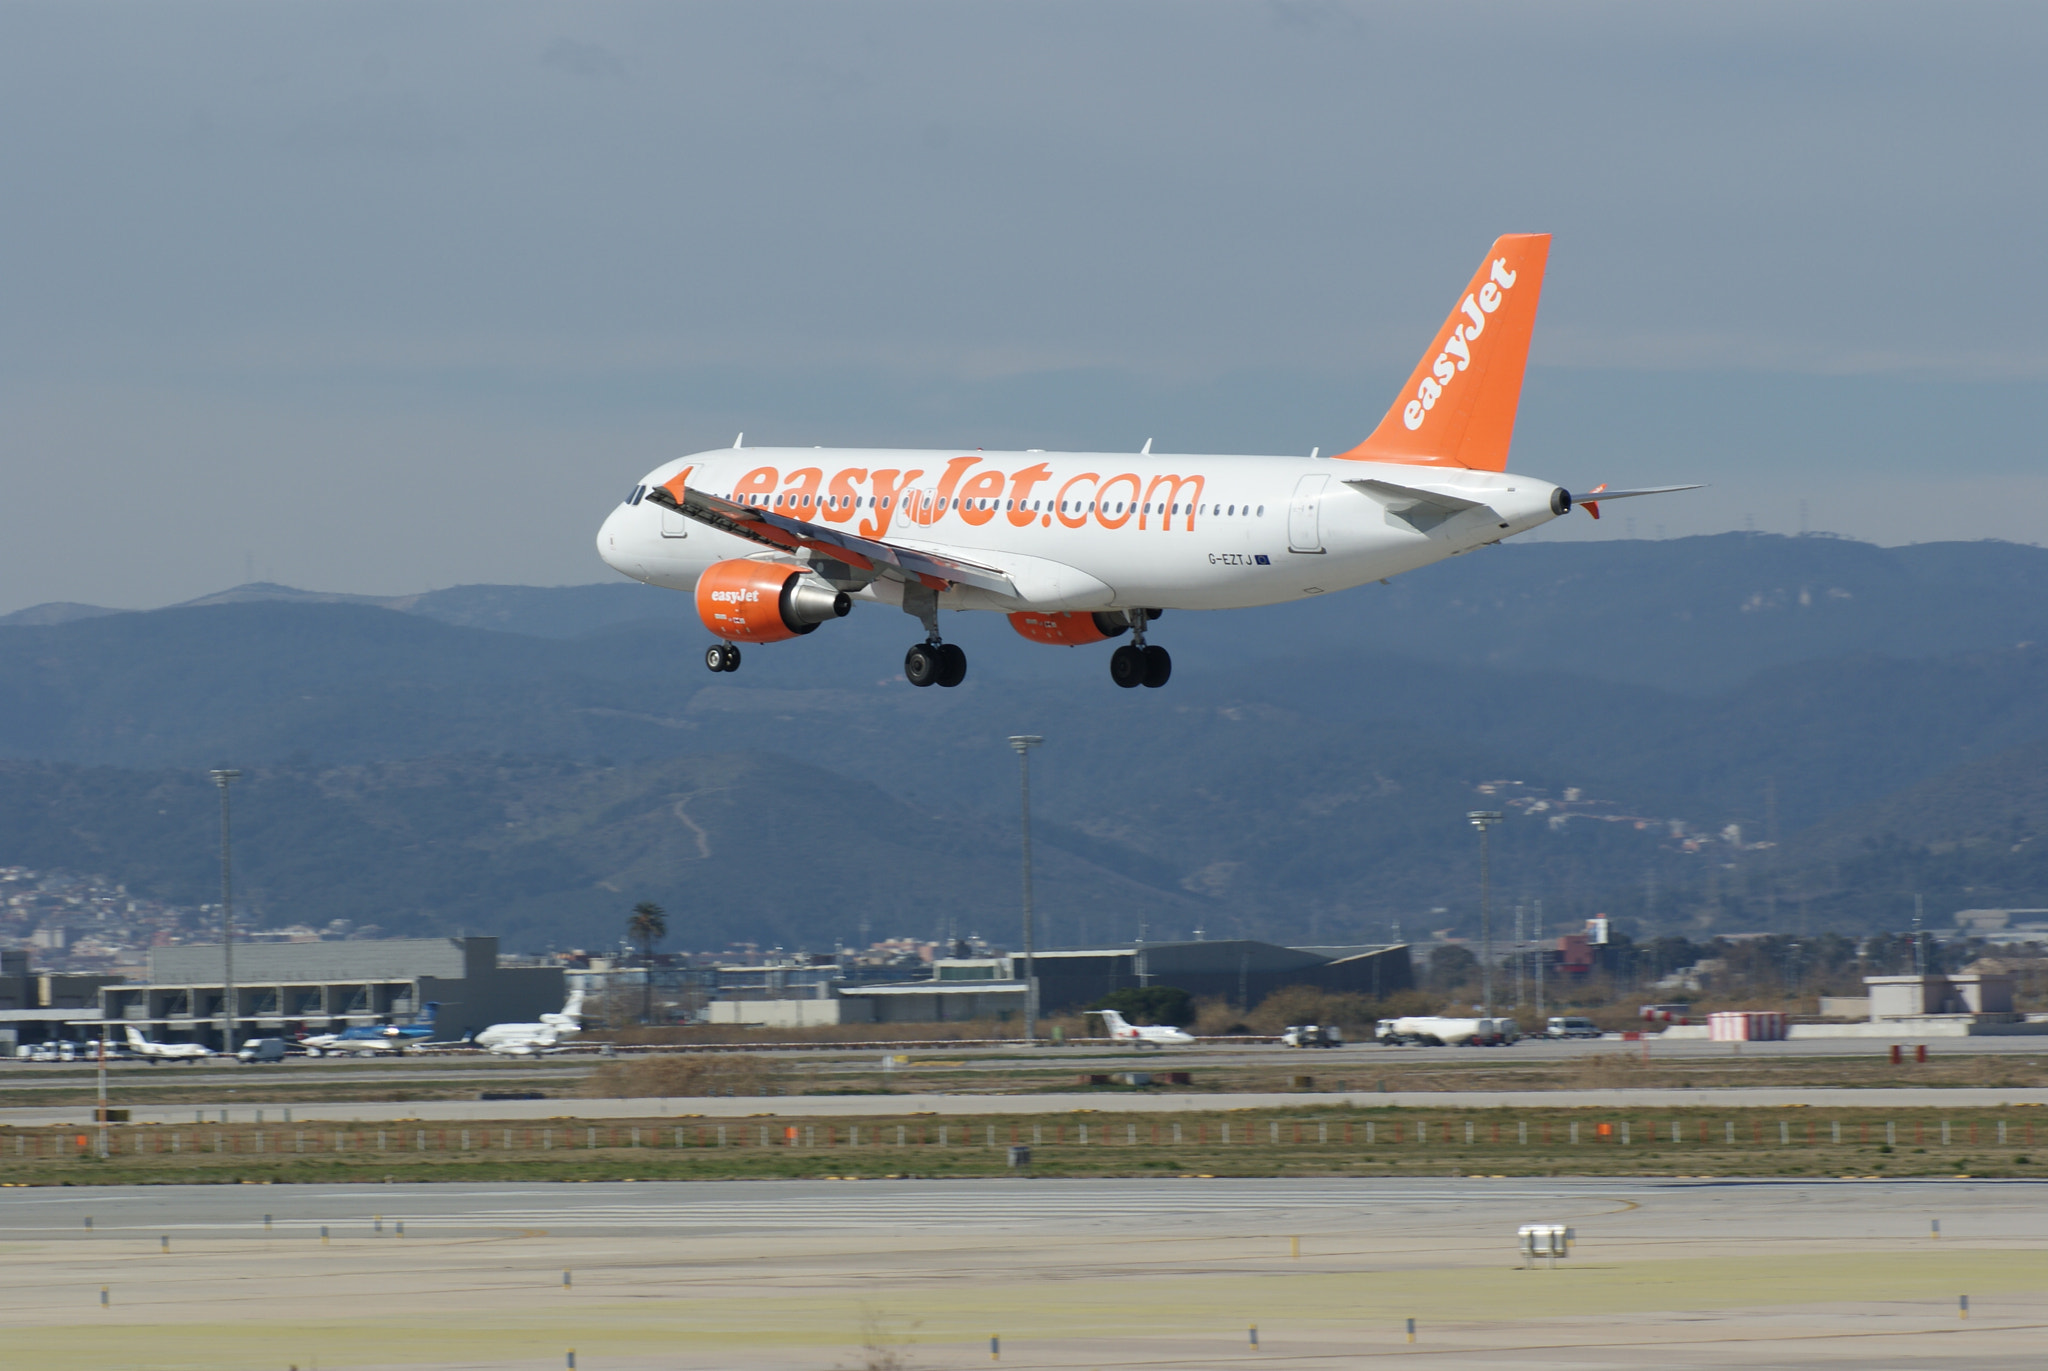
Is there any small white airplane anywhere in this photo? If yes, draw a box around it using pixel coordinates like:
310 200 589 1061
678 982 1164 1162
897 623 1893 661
124 1026 215 1063
1091 1009 1196 1047
598 233 1698 688
301 1003 440 1057
471 990 586 1057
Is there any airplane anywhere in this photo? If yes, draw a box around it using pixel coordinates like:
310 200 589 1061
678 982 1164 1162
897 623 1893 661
470 990 586 1057
301 1003 440 1057
1090 1009 1197 1047
123 1026 215 1063
596 234 1697 688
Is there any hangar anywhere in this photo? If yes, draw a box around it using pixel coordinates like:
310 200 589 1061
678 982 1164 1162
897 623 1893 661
834 940 1410 1024
99 936 563 1049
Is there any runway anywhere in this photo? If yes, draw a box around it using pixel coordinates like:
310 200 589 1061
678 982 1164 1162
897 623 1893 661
6 1029 2047 1095
4 1177 2044 1369
6 1084 2048 1128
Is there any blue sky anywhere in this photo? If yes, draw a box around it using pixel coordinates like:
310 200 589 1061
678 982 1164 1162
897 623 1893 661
3 2 2044 611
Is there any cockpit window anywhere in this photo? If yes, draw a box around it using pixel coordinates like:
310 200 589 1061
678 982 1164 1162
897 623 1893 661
626 484 644 506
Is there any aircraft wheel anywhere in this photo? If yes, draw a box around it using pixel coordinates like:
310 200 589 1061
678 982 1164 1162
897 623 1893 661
904 643 942 687
1109 644 1146 688
705 643 741 673
1141 645 1172 688
936 643 968 688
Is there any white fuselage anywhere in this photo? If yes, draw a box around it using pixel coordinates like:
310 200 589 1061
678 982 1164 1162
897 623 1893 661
125 1030 212 1061
597 449 1564 616
473 1020 579 1056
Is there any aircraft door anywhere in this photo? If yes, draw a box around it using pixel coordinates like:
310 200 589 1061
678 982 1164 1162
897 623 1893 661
1287 473 1329 553
660 507 689 538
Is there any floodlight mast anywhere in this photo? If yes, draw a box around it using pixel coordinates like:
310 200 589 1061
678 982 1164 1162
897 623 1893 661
1009 736 1045 1043
1468 810 1504 1017
212 769 242 1054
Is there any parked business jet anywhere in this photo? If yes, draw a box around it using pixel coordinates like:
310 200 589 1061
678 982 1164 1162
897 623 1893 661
471 990 586 1057
598 235 1695 688
1091 1009 1197 1047
123 1026 215 1063
302 1003 439 1057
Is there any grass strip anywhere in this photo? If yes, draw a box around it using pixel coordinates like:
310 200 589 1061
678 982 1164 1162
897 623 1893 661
5 1103 2046 1185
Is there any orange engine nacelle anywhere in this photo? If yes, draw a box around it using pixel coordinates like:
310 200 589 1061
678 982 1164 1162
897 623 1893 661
696 560 851 643
1007 610 1133 646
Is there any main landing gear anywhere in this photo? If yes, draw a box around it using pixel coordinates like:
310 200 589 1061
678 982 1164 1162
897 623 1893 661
704 643 741 673
905 640 967 688
1109 609 1171 688
899 581 967 687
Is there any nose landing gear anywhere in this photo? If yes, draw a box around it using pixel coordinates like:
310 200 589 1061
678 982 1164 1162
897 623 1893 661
704 643 741 673
1108 610 1171 688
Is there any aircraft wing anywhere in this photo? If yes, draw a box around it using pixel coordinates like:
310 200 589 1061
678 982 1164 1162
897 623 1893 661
644 483 1020 597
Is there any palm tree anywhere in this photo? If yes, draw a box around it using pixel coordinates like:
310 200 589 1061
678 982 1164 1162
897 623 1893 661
626 902 667 1025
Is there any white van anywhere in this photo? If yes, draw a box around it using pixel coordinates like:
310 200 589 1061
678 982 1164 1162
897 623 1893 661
236 1037 290 1063
1545 1016 1601 1039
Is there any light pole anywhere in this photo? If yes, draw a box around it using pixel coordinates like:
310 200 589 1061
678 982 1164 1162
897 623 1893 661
211 769 242 1054
1008 735 1044 1043
1468 811 1503 1017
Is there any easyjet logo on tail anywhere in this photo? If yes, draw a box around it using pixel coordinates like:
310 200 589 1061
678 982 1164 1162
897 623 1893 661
1403 257 1518 431
1334 233 1550 474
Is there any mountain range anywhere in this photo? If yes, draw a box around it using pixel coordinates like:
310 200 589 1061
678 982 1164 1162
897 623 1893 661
3 532 2046 951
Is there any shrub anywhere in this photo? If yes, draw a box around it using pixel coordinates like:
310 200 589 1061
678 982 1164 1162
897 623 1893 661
1090 986 1196 1028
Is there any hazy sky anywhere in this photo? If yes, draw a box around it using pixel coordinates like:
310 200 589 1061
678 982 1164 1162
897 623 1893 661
3 2 2045 613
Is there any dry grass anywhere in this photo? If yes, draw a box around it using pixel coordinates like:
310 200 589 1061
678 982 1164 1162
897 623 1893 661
581 1052 773 1098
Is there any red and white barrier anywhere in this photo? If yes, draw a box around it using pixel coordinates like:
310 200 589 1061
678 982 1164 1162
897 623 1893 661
1708 1011 1787 1042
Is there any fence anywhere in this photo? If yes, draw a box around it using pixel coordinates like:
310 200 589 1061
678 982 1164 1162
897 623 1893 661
4 1114 2038 1160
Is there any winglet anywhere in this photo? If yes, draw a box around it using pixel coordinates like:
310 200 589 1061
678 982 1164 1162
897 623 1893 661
1334 234 1550 472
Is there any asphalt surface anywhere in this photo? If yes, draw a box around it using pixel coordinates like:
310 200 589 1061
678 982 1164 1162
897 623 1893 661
7 1030 2048 1092
0 1174 2036 1239
7 1085 2048 1127
8 1177 2046 1369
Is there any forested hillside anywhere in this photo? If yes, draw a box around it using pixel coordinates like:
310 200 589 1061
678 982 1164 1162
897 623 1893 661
3 533 2045 950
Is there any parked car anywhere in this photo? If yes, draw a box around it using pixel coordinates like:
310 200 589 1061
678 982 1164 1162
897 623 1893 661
1545 1016 1602 1039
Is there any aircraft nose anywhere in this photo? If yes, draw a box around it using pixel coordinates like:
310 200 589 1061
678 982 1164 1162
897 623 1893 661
596 504 629 572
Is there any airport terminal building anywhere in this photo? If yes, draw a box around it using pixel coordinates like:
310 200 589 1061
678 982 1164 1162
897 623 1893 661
100 936 564 1048
822 940 1411 1025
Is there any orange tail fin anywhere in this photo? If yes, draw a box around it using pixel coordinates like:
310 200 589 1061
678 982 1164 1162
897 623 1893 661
1334 234 1550 472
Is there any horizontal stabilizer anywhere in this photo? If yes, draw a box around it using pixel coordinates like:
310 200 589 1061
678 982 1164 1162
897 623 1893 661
1569 483 1704 520
1345 478 1488 534
1344 479 1486 514
1567 484 1703 505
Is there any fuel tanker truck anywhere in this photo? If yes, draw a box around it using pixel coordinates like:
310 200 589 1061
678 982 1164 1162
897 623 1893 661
1375 1016 1518 1047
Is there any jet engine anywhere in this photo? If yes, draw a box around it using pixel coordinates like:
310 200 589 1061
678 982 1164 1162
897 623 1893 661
1007 610 1139 645
696 560 851 642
